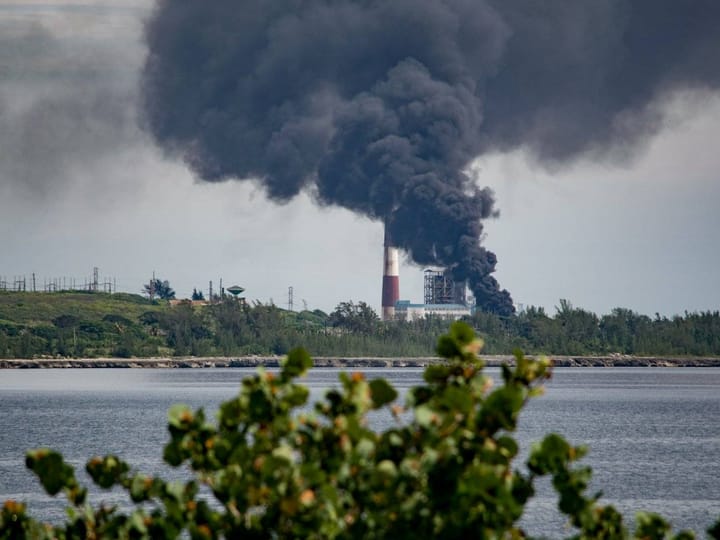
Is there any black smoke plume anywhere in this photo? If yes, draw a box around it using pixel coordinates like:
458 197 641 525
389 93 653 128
141 0 720 316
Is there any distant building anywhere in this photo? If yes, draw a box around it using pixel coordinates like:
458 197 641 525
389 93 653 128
424 269 467 305
394 300 472 321
389 268 473 321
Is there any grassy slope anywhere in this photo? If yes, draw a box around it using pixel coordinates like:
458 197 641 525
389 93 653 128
0 291 163 327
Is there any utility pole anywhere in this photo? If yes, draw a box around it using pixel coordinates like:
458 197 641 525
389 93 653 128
149 271 156 300
288 286 294 311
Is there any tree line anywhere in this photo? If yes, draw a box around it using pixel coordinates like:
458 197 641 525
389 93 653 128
477 300 720 356
1 291 719 358
0 295 441 359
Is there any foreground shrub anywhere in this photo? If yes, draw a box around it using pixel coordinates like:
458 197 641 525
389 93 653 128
1 322 719 539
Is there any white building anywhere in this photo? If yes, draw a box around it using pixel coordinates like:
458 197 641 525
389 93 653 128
394 300 472 321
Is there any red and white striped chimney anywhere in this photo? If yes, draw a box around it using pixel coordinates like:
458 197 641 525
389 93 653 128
381 225 400 321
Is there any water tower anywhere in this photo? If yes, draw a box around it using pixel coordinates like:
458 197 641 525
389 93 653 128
226 285 245 304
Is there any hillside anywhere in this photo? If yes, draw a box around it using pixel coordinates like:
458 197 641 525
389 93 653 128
0 292 441 359
0 291 167 359
0 291 160 326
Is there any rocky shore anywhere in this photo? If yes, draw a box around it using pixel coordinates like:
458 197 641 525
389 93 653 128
1 355 719 369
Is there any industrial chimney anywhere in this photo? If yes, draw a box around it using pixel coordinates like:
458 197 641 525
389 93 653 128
381 225 400 320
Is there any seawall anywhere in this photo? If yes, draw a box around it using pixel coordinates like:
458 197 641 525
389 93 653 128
1 355 719 369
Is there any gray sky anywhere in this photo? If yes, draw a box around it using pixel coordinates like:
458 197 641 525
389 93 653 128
1 1 719 317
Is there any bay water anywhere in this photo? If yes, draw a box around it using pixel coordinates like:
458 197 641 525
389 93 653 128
1 367 719 536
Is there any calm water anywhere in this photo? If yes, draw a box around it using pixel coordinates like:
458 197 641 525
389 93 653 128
1 367 719 536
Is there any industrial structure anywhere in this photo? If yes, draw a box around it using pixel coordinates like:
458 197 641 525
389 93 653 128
380 233 473 321
389 268 472 320
394 300 472 321
423 269 467 306
0 267 115 293
381 226 400 321
226 285 246 305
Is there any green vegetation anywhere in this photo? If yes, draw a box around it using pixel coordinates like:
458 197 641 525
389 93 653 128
0 292 165 359
143 278 176 301
1 292 719 359
191 289 205 301
478 301 720 356
2 323 718 539
0 292 443 358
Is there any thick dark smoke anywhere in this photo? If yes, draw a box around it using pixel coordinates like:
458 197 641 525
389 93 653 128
141 0 720 316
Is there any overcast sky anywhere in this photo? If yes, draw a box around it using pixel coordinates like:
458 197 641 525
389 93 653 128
1 1 719 317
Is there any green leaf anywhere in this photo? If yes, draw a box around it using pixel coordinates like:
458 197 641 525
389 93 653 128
423 365 450 384
355 438 375 458
130 475 152 503
68 486 87 506
375 460 397 479
248 388 272 420
272 445 294 464
449 321 475 345
128 511 148 535
25 449 76 496
527 433 572 475
285 385 310 407
281 347 313 379
163 440 185 467
635 511 671 539
369 378 398 409
436 335 460 359
415 404 437 428
496 436 519 459
168 404 193 430
85 455 129 489
441 386 472 415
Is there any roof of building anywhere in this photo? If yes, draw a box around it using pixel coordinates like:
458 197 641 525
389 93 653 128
396 301 470 310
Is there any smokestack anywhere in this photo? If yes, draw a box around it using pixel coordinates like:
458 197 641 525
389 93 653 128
381 225 399 321
142 1 720 317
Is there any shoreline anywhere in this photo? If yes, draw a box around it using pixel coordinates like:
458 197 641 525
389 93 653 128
1 355 719 369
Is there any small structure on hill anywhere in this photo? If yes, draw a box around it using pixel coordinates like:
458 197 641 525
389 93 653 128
226 285 246 305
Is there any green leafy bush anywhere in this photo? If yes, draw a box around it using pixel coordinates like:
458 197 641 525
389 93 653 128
1 322 718 539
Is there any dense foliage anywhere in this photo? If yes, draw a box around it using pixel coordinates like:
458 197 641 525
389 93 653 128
3 322 718 539
1 292 720 359
0 293 443 358
475 301 720 356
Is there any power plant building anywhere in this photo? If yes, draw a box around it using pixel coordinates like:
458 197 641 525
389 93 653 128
394 300 472 321
391 268 472 321
381 229 471 321
423 269 467 305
